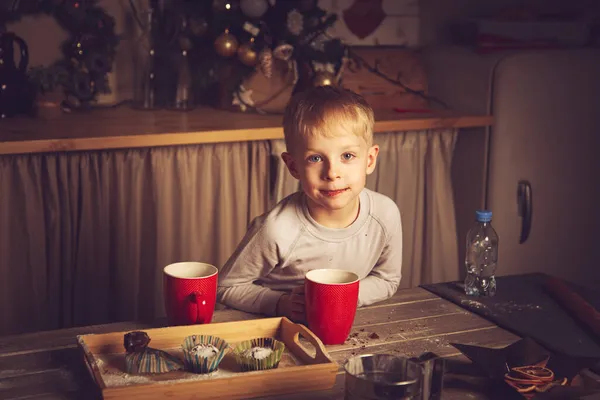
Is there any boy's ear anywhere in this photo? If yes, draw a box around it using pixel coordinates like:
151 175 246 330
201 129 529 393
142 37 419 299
281 152 301 180
366 144 379 175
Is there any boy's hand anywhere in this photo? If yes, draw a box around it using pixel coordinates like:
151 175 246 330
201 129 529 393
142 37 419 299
276 286 306 323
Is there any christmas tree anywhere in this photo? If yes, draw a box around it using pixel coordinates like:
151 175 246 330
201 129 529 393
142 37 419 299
130 0 346 113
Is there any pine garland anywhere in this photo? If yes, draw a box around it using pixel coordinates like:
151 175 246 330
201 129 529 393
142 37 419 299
1 0 119 108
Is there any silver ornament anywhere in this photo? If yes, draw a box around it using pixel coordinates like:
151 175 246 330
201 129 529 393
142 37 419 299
240 0 269 18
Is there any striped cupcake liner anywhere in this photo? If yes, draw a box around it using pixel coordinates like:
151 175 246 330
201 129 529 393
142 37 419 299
181 335 229 374
232 337 286 372
125 348 184 375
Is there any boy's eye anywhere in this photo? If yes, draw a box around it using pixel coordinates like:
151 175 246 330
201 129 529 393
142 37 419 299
307 155 322 163
342 153 355 160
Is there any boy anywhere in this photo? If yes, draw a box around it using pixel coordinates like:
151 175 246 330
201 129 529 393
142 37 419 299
217 86 402 322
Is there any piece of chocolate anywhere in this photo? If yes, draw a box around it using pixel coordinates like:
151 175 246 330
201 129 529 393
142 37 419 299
124 331 151 353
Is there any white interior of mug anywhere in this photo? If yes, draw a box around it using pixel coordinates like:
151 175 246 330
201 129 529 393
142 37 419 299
306 269 359 285
164 262 218 279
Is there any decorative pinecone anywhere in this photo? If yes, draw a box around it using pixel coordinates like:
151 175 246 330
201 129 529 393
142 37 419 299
259 48 273 78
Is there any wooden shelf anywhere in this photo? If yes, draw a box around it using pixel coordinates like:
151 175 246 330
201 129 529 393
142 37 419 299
0 106 493 155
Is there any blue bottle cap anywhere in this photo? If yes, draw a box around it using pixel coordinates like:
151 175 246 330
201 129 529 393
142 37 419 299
476 210 492 222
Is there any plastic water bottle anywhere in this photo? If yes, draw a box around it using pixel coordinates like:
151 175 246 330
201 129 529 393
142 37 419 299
464 210 499 297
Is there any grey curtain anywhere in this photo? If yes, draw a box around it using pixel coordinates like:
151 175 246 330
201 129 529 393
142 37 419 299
0 142 270 335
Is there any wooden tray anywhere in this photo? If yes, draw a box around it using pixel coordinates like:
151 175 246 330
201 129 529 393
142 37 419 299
77 317 338 399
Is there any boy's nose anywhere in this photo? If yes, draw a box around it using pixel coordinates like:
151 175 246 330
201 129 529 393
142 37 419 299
323 162 340 181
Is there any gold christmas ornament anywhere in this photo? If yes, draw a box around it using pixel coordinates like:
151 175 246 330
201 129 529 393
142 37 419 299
214 29 239 57
237 38 258 66
313 71 336 87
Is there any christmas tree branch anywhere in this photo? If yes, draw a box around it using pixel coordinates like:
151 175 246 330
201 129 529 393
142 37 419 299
347 48 449 109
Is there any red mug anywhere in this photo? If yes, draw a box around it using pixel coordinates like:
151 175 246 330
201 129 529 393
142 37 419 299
163 262 218 326
305 269 360 345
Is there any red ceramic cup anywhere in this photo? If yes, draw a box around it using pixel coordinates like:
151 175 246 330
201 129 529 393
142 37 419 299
163 262 218 326
305 269 360 345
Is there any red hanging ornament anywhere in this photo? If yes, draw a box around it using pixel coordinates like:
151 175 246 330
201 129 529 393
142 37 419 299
63 0 87 23
66 0 86 9
342 0 386 39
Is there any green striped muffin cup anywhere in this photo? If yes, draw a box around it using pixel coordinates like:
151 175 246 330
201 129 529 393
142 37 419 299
124 348 184 375
232 337 286 372
181 335 229 374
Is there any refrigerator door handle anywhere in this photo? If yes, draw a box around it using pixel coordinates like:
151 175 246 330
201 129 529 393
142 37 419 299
517 180 533 244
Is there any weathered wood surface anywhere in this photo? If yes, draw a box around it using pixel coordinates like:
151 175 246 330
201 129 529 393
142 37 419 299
0 287 519 399
0 107 493 156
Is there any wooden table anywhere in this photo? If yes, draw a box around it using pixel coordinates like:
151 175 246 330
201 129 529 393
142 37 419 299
0 287 519 399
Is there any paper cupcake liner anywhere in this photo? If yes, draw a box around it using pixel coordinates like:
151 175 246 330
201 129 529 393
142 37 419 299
181 334 229 374
125 347 184 375
233 337 285 372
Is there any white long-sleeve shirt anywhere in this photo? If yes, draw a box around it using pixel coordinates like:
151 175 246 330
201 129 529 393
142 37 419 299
217 188 403 316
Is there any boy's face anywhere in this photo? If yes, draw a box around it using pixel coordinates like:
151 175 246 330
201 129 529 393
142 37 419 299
282 128 379 217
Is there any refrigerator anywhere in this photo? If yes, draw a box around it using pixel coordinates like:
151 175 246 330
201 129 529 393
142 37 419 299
423 47 600 289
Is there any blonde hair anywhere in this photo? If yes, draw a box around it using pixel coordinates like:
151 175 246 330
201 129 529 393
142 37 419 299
282 86 375 152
